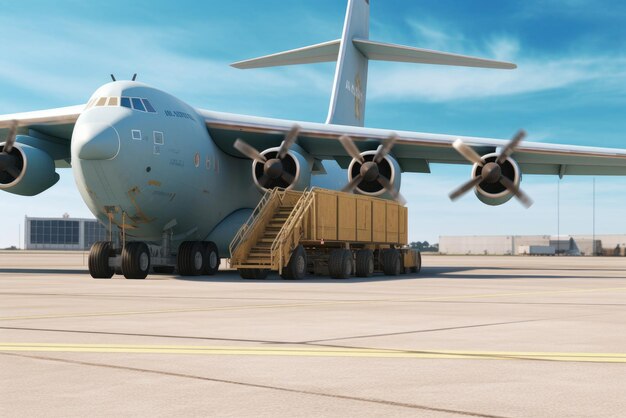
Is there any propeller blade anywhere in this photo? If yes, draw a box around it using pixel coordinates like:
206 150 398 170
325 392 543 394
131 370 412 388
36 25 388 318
281 171 295 185
448 176 483 201
374 134 398 163
339 135 364 163
499 176 533 208
377 176 407 205
234 139 267 163
278 125 300 159
453 139 484 166
496 129 526 165
3 120 18 154
341 174 363 193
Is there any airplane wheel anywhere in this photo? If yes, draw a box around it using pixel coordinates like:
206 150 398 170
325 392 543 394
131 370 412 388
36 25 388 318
281 245 307 280
355 249 374 277
383 249 402 276
89 241 114 279
202 241 220 275
122 242 151 280
177 241 205 276
239 269 269 280
329 249 352 279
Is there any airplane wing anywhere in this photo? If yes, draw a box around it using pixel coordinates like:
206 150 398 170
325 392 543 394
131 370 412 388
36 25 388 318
0 105 83 166
200 109 626 177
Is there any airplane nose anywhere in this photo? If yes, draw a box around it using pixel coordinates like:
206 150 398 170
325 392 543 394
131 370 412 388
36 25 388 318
73 123 120 160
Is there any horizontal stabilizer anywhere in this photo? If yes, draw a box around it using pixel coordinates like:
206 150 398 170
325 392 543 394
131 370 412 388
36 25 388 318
231 39 341 69
352 39 516 69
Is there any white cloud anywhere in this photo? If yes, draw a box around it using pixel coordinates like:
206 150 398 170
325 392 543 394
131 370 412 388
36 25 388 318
369 49 626 102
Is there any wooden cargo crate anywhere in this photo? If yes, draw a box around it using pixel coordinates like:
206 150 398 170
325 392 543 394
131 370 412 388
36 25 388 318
306 189 407 245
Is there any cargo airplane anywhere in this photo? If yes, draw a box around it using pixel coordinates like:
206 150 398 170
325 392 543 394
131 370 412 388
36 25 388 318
2 0 626 279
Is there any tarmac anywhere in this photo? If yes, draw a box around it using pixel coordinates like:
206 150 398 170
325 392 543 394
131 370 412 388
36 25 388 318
1 251 625 417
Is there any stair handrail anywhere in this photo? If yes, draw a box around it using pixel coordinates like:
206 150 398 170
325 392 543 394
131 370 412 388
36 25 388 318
229 187 284 261
271 188 316 272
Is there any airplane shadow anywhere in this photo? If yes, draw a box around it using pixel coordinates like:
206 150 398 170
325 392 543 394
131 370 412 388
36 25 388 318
172 266 620 283
0 268 88 275
0 266 620 282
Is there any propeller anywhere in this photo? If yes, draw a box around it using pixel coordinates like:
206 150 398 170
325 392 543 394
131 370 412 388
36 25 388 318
0 120 21 181
449 129 533 208
338 133 406 205
234 125 301 189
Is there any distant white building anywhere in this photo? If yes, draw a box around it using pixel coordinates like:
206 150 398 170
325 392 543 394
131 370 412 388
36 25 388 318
25 216 107 250
439 234 619 256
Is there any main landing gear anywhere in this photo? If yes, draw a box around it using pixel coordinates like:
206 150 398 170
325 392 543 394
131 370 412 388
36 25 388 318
88 240 220 280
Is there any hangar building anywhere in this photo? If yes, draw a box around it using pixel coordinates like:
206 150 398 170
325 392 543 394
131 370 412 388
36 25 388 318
25 215 107 250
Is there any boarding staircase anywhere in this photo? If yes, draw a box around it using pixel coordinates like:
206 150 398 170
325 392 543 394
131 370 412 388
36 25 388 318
229 188 316 273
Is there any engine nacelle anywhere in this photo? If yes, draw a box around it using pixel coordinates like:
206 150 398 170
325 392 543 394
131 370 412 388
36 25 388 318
0 140 60 196
348 151 401 197
471 153 521 206
252 144 312 192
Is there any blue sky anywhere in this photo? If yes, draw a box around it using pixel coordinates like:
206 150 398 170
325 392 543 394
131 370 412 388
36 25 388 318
2 0 626 248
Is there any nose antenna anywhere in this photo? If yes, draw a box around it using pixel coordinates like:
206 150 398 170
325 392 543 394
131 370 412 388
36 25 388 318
109 74 137 81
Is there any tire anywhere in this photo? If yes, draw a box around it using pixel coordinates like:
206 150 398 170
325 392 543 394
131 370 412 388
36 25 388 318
382 249 402 276
355 249 374 278
239 269 270 280
177 241 205 276
410 252 422 274
329 249 352 279
153 266 176 274
121 242 151 280
88 241 114 279
281 245 307 280
202 241 220 275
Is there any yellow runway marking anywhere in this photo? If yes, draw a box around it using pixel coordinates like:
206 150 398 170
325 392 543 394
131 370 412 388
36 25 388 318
1 343 625 363
2 286 625 322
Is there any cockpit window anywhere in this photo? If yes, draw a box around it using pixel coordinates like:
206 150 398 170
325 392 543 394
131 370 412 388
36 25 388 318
142 99 156 113
131 98 146 112
87 96 156 113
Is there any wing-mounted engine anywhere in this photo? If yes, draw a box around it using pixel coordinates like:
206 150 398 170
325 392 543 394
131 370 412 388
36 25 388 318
338 133 405 204
449 130 533 208
234 126 311 192
0 123 59 196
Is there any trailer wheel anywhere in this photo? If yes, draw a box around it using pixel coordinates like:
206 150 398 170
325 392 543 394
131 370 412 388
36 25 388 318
355 249 374 277
383 249 402 276
281 245 307 280
410 252 422 274
329 249 352 279
239 269 270 280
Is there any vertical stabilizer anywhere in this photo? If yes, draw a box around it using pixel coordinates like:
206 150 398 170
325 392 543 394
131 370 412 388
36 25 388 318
326 0 370 127
232 0 516 127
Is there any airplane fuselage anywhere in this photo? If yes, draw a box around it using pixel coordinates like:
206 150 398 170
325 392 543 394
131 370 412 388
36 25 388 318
71 81 344 255
72 81 265 254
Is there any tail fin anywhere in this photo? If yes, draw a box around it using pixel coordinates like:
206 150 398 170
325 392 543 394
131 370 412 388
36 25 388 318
326 0 370 127
231 0 516 127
